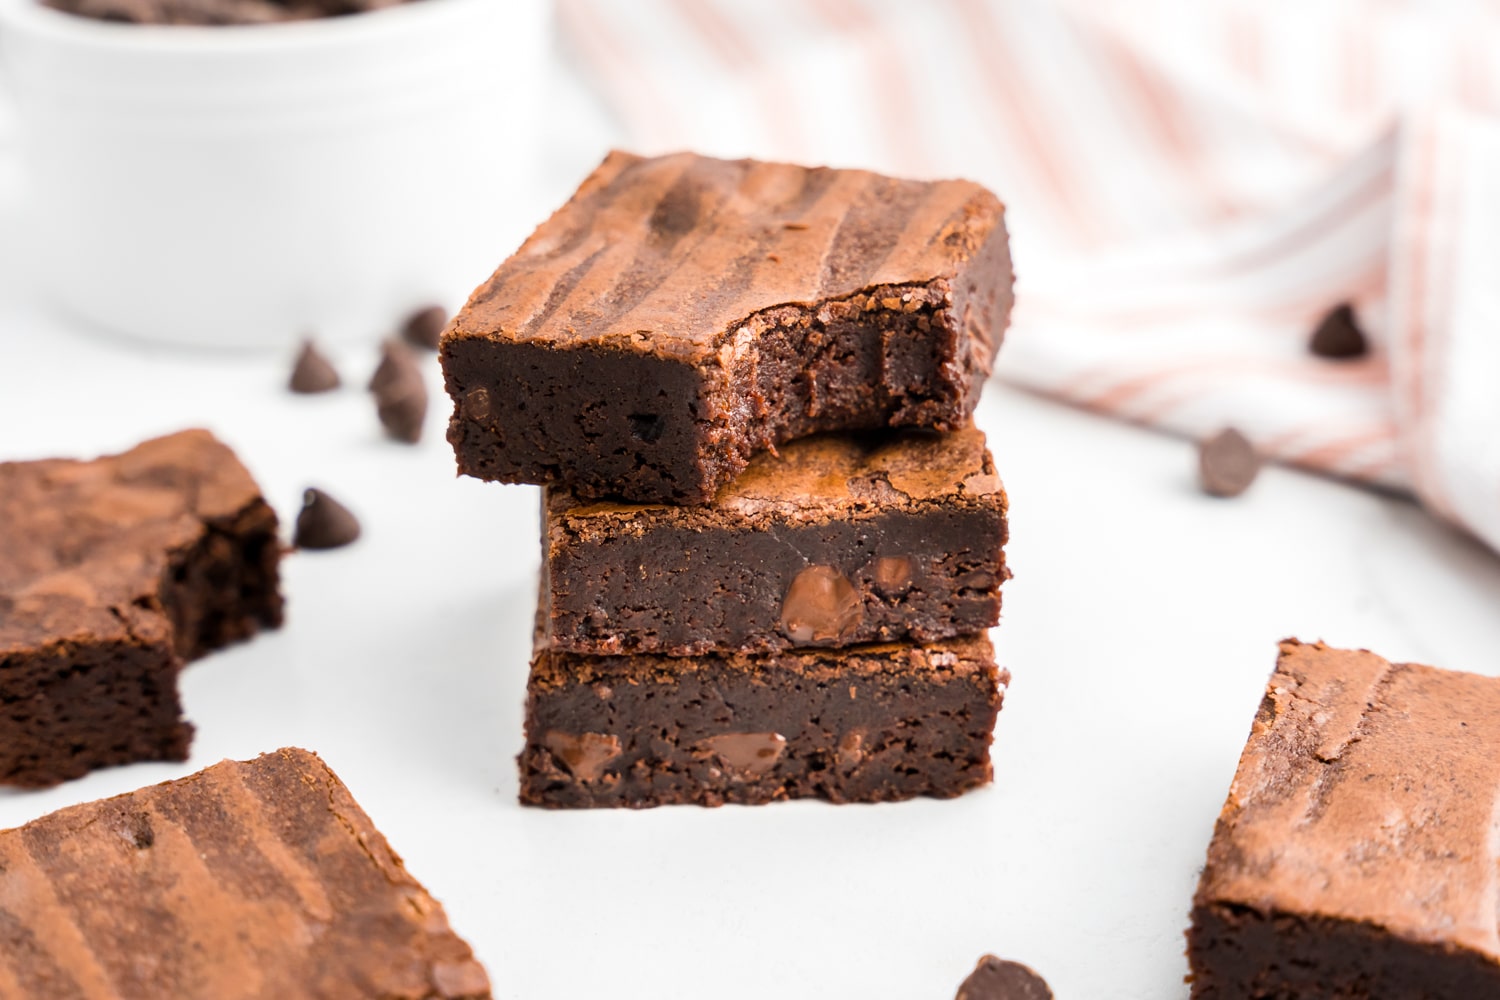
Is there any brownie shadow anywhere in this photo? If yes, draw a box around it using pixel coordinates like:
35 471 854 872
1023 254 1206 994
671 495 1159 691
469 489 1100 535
376 576 537 801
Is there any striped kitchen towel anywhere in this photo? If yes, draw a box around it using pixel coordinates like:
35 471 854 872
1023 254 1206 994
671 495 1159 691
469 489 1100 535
557 0 1500 553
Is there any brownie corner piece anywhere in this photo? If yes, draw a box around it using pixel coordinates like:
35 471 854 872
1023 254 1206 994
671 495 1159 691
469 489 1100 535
1187 639 1500 998
0 429 284 787
0 747 492 998
519 634 1005 808
441 150 1013 504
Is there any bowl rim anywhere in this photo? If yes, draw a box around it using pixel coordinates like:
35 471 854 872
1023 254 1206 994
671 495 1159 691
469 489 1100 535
0 0 489 52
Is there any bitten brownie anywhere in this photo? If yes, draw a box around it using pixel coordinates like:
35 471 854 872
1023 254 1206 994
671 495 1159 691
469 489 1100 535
0 748 491 999
0 430 283 788
1187 640 1500 998
520 634 1004 808
441 150 1014 505
544 425 1008 655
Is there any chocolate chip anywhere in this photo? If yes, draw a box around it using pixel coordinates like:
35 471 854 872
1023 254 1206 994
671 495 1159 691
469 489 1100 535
462 387 493 422
780 565 864 643
1309 302 1368 360
293 488 361 550
836 731 865 767
375 368 427 444
368 339 418 395
288 340 340 394
400 304 448 351
956 956 1053 1000
871 556 913 595
1198 428 1260 498
368 340 427 443
697 732 785 776
543 731 621 783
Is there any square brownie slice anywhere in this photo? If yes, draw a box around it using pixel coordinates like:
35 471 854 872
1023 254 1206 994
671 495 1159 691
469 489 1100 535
441 150 1013 504
543 425 1007 655
520 634 1005 808
0 748 490 999
0 430 283 787
1187 639 1500 998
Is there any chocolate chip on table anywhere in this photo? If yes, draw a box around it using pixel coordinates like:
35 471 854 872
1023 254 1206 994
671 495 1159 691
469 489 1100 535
1198 427 1261 498
368 340 427 443
375 369 428 444
368 339 418 395
955 955 1054 1000
1309 302 1369 360
400 304 449 351
288 340 341 394
293 488 361 550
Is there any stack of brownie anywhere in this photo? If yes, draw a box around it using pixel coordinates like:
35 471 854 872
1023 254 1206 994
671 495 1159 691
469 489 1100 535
439 151 1017 807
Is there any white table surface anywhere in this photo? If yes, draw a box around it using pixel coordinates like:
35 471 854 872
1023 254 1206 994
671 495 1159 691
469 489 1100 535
3 55 1500 1000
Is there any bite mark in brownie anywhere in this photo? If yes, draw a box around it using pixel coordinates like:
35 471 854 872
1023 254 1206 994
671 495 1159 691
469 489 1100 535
543 426 1008 655
0 748 490 999
441 150 1014 504
520 634 1005 808
0 430 283 787
1187 639 1500 998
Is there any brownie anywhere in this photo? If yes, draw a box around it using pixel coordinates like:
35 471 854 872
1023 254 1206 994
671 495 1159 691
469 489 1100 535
543 425 1008 655
0 430 283 788
441 150 1014 505
520 634 1004 808
0 748 490 999
1187 640 1500 998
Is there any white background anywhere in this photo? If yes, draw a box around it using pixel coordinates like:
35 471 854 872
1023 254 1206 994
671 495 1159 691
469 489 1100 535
3 29 1500 1000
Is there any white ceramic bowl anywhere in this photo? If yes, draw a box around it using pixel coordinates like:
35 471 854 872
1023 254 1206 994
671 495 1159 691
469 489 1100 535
0 0 548 349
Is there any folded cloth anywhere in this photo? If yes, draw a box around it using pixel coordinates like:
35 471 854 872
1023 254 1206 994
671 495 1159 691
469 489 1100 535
556 0 1500 553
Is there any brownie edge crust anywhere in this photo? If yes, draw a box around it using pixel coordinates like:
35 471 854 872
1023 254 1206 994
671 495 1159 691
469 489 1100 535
520 635 1005 808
